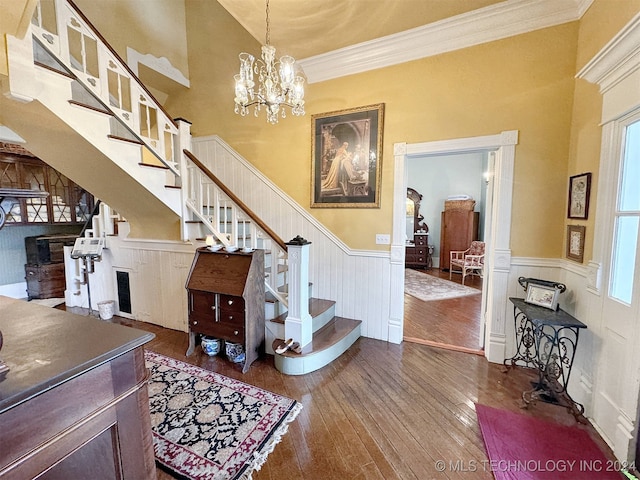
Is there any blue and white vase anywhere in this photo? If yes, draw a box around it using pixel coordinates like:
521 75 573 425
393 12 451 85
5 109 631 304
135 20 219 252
201 336 222 356
225 341 245 364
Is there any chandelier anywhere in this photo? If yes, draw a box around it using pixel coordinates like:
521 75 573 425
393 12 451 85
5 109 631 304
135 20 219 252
234 0 305 124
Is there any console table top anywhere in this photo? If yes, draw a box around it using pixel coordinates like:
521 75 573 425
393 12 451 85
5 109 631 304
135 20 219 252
509 297 586 329
0 296 154 414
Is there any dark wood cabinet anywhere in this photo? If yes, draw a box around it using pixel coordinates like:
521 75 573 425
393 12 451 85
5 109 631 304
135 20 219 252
0 296 156 480
185 247 265 373
0 144 94 227
25 262 66 299
439 206 479 271
405 233 431 268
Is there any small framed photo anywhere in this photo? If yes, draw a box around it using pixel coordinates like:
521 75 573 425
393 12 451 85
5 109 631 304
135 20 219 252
525 283 561 310
568 172 591 219
311 104 384 208
566 225 586 263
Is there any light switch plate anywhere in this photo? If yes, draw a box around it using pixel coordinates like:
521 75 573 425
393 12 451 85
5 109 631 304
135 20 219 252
375 234 390 245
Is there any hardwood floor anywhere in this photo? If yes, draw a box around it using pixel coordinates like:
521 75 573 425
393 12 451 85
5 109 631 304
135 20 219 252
60 307 618 480
404 268 484 353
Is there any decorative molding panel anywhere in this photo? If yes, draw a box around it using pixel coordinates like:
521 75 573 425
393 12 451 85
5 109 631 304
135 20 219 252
126 47 190 88
577 13 640 93
300 0 591 83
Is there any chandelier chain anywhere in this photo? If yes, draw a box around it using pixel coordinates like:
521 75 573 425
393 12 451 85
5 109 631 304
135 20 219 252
265 0 270 45
234 0 305 124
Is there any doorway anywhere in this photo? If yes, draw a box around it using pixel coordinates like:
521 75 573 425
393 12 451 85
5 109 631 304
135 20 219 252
390 131 518 364
402 151 490 353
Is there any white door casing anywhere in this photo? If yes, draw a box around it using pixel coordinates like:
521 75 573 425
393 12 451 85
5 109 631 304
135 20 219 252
577 13 640 462
390 130 518 363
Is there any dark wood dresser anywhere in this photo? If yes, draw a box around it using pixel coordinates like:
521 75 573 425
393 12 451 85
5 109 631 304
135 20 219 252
0 296 156 479
24 234 77 300
185 247 265 373
25 263 66 300
405 233 430 268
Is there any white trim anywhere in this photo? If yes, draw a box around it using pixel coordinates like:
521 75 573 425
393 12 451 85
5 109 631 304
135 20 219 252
126 47 190 88
300 0 591 83
392 130 518 360
0 282 27 299
576 13 640 93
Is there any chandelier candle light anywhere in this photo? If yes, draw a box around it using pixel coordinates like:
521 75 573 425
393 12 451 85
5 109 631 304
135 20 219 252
234 0 305 124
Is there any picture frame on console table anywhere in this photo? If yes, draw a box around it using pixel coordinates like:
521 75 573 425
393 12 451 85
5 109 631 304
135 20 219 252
525 283 561 311
311 103 384 208
566 225 586 263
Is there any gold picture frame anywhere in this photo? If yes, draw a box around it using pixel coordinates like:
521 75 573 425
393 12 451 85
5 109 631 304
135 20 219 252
311 103 384 208
566 225 586 263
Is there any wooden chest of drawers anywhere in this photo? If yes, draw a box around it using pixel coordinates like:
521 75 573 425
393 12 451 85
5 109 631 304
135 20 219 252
185 248 265 373
25 263 66 299
405 233 431 268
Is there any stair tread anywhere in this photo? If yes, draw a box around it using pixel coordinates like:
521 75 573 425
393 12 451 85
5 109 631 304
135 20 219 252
272 316 361 358
270 298 336 324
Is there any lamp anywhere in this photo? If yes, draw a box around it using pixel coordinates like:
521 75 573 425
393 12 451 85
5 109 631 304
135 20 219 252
234 0 305 124
205 235 214 249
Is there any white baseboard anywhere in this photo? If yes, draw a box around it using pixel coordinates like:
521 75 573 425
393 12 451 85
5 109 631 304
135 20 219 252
0 282 27 299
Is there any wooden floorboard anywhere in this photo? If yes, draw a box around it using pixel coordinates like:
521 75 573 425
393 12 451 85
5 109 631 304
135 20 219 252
403 268 483 352
60 306 618 479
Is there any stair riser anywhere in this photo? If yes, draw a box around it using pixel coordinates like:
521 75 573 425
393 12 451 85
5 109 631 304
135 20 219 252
274 323 361 375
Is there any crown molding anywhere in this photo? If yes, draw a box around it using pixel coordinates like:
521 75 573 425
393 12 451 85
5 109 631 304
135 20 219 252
576 12 640 93
299 0 592 84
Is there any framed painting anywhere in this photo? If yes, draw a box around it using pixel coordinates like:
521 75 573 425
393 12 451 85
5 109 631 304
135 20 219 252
311 103 384 208
566 225 586 263
568 172 591 219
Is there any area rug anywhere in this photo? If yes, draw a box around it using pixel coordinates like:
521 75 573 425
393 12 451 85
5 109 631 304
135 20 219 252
475 404 623 479
26 297 65 308
404 268 480 302
144 351 302 480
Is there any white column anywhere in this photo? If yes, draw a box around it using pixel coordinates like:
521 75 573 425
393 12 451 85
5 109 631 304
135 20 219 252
285 236 312 347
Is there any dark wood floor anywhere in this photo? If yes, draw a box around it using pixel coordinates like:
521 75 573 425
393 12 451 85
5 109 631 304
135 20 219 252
404 268 483 353
61 307 619 480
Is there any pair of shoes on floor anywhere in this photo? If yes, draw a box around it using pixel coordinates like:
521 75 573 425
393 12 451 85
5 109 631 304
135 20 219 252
275 338 302 355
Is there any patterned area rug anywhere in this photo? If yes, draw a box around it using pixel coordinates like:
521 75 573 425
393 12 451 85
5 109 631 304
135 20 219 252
404 268 480 302
145 351 302 480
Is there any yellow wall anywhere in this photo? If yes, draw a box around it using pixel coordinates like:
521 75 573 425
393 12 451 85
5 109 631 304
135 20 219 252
74 0 189 79
172 6 579 255
566 0 640 262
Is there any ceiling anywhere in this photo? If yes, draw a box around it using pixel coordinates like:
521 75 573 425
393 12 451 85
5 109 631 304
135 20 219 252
216 0 506 60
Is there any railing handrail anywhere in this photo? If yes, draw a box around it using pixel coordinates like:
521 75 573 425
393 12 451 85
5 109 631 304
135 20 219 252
183 149 288 252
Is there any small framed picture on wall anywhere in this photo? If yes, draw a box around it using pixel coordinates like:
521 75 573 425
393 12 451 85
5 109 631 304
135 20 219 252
568 172 591 219
566 225 586 263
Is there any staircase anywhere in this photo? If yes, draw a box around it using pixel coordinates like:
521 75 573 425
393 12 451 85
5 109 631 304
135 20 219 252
268 298 362 375
1 0 361 375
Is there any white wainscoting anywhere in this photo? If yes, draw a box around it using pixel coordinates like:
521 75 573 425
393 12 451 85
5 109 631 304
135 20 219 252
191 136 392 341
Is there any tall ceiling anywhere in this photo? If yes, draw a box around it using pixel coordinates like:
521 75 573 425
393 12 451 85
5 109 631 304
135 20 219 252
216 0 506 60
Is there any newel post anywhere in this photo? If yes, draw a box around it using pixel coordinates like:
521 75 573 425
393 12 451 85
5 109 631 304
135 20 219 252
285 235 312 347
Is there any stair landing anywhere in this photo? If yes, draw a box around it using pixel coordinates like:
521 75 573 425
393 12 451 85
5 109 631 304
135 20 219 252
272 316 362 375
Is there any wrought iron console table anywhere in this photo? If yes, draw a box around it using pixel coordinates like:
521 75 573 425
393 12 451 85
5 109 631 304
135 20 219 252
505 297 587 422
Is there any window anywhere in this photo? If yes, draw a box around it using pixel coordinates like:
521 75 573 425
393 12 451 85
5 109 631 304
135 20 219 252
609 118 640 304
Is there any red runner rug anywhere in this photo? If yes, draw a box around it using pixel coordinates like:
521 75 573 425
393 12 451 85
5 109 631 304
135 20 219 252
475 404 624 479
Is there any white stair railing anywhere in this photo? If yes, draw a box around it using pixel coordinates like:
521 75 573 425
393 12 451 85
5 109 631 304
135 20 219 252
183 151 289 308
29 0 180 181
